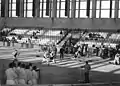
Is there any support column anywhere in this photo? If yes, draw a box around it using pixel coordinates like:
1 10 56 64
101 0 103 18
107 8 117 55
71 0 76 18
37 0 40 17
92 0 96 18
52 0 57 18
5 0 9 17
20 0 24 17
99 0 102 18
49 0 52 18
114 0 119 19
78 0 81 18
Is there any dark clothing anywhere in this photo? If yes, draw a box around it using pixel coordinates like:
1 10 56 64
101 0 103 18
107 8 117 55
84 72 90 83
60 47 64 59
82 64 91 83
60 53 64 59
60 47 64 54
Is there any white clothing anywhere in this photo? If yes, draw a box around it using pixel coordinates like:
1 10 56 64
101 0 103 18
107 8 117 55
5 68 18 85
17 68 26 84
6 80 16 85
114 54 120 64
32 70 38 85
25 69 33 83
18 79 26 85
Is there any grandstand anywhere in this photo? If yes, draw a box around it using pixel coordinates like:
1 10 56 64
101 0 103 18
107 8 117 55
0 0 120 86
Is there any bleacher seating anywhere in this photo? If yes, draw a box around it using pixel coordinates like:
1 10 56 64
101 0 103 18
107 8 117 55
26 29 39 35
10 29 29 35
109 34 120 40
6 35 17 40
44 30 61 36
17 37 28 43
36 30 44 35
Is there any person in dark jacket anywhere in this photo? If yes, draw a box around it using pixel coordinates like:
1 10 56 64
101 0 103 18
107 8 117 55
60 46 64 60
81 61 91 83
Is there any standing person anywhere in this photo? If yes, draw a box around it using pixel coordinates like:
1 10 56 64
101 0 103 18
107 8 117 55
52 44 57 58
43 50 50 65
5 63 18 85
16 62 21 76
28 63 33 71
18 64 26 85
12 49 20 61
50 51 56 63
81 61 91 83
32 66 38 85
11 37 15 47
60 46 64 60
114 53 120 65
25 65 33 85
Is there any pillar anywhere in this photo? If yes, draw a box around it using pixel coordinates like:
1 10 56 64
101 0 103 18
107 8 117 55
114 0 119 19
92 0 97 18
71 0 76 18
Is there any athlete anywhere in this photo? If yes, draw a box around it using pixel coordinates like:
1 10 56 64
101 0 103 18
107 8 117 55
12 49 20 61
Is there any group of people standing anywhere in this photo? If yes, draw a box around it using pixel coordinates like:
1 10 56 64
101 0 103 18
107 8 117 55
5 61 39 85
42 44 57 65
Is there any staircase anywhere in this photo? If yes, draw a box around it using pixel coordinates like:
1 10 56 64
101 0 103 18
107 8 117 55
57 30 72 45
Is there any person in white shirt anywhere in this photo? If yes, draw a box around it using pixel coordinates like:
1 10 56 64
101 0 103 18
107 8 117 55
28 63 33 71
42 51 50 65
18 64 26 85
5 63 18 85
25 65 33 85
32 66 38 85
16 62 21 81
50 51 56 63
12 49 20 61
114 53 120 65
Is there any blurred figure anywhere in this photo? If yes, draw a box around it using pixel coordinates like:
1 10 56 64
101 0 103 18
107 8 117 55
52 44 57 58
42 50 50 65
18 64 26 85
114 53 120 65
60 46 64 60
29 63 33 71
5 63 18 85
12 49 20 61
25 65 33 85
50 51 56 63
16 62 21 76
81 61 91 83
32 66 38 85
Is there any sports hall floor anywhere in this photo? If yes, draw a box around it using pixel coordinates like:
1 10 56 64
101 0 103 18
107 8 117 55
0 43 120 86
